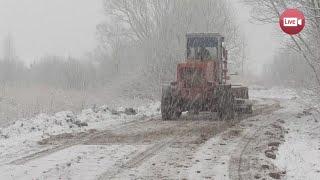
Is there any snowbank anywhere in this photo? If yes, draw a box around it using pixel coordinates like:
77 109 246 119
250 86 298 100
1 102 159 138
274 100 320 180
0 101 160 165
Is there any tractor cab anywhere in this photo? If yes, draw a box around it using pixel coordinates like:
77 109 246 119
177 33 228 87
186 33 225 62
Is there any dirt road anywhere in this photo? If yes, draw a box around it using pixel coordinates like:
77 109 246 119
2 87 319 180
0 97 287 180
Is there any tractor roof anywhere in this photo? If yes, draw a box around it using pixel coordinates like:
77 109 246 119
186 33 223 38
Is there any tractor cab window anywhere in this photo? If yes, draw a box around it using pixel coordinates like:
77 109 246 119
187 37 219 60
207 47 218 59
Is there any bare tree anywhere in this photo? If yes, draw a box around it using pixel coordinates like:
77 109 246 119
245 0 320 93
98 0 245 96
3 33 17 62
0 34 25 85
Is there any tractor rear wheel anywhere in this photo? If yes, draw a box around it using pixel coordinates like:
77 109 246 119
161 86 181 120
216 86 235 120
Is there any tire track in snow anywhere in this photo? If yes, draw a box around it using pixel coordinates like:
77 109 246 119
96 120 204 180
8 116 158 165
229 102 286 180
9 99 280 173
98 100 281 180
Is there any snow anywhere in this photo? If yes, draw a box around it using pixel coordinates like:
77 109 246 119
250 86 298 100
0 144 150 180
274 100 320 180
1 87 320 179
0 86 293 148
187 135 236 180
0 101 160 139
0 101 160 165
252 87 320 180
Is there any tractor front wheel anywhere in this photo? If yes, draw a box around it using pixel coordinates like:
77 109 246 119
216 86 235 121
161 86 181 120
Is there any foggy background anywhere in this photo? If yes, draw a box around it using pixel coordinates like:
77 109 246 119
1 0 317 126
0 0 279 73
0 0 104 62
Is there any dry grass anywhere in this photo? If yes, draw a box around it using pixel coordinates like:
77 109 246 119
0 84 153 126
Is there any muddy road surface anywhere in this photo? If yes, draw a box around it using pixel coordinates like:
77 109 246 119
0 98 288 180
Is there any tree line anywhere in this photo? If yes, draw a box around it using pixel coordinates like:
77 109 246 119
245 0 320 95
1 0 245 97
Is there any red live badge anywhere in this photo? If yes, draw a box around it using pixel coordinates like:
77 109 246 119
280 9 305 35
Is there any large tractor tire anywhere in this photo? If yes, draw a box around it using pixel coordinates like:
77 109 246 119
216 86 235 121
231 86 249 99
234 98 253 114
161 86 181 120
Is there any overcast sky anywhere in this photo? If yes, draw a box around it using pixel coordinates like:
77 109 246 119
234 0 282 74
0 0 104 62
0 0 281 74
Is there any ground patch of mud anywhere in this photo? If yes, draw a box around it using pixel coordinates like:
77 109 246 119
10 98 281 179
39 119 230 147
221 128 243 140
229 117 286 180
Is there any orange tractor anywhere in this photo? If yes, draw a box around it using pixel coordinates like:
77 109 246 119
161 33 252 120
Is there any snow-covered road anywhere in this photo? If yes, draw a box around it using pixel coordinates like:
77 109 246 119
0 87 319 180
275 101 320 180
